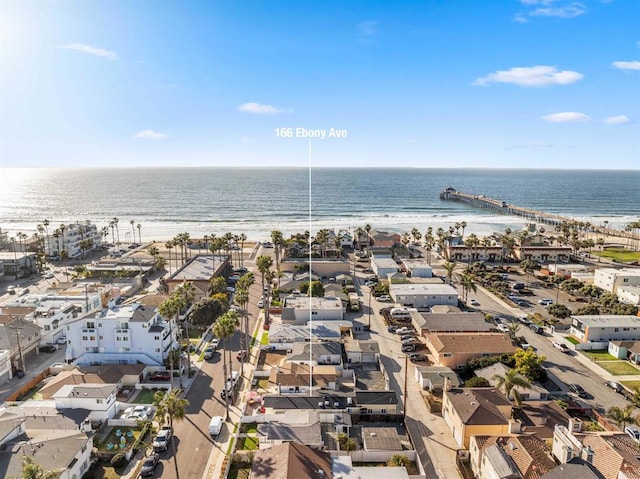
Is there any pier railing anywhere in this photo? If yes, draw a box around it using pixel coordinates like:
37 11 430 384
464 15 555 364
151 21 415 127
439 187 635 241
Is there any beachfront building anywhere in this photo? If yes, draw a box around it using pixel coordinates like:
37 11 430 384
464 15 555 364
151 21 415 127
166 254 231 302
569 314 640 344
0 251 37 282
594 267 640 293
389 283 459 308
445 244 503 263
514 245 573 262
64 302 180 366
369 230 401 248
44 221 102 258
280 296 344 324
425 332 516 369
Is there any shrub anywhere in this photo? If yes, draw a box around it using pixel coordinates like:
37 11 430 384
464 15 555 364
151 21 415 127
110 452 127 468
464 377 491 387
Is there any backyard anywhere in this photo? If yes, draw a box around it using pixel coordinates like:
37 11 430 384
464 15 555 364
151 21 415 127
597 361 640 376
132 388 158 404
581 350 617 361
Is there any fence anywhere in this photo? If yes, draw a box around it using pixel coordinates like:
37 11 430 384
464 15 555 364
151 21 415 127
592 409 619 432
6 368 50 402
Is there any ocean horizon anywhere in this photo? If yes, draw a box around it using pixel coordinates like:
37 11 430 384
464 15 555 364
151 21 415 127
1 167 638 242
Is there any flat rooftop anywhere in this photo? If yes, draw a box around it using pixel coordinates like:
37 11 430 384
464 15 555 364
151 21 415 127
169 255 228 281
572 314 640 327
390 283 458 296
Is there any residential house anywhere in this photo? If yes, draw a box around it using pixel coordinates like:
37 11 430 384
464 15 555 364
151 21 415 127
267 321 351 348
446 245 503 263
333 455 411 479
369 230 401 248
514 401 572 440
415 312 495 336
355 391 399 415
279 259 351 277
389 283 459 308
344 340 380 364
52 383 118 421
569 315 640 344
0 252 37 281
256 422 323 449
469 434 556 479
286 342 343 367
609 340 640 363
166 254 231 302
514 245 573 262
250 442 332 479
65 302 179 366
281 297 344 324
269 363 340 395
617 285 640 306
400 259 433 278
262 395 351 413
594 268 640 294
0 316 42 374
371 257 399 278
425 333 516 369
540 459 605 479
442 388 513 448
0 406 94 479
552 425 640 479
475 363 549 401
414 365 461 391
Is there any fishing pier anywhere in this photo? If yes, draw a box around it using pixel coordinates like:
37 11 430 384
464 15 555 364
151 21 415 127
439 186 634 241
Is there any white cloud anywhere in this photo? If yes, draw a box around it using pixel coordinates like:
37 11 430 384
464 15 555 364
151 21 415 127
529 3 586 18
237 102 285 115
357 20 379 36
60 43 118 61
514 13 529 23
133 129 169 139
604 115 631 124
542 112 591 122
612 61 640 70
473 65 584 87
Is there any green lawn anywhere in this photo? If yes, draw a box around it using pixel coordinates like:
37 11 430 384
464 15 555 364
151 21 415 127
240 424 258 434
132 388 157 404
565 336 580 345
621 380 640 390
581 350 617 361
228 467 251 479
592 248 640 264
260 332 269 345
598 361 640 376
240 437 259 450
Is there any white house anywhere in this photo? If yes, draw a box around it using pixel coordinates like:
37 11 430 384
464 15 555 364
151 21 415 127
475 363 549 401
594 267 640 293
389 283 459 308
281 296 344 324
401 259 432 278
52 383 118 421
65 303 180 366
286 341 343 367
0 405 94 479
569 315 640 343
617 285 640 305
45 221 102 258
371 257 399 278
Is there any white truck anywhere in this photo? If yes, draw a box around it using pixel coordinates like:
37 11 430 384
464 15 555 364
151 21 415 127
348 293 360 312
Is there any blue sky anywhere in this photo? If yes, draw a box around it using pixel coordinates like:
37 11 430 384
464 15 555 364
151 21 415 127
1 0 638 168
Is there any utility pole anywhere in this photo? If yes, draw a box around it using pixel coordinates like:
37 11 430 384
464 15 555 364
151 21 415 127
368 288 372 330
398 353 408 422
9 320 26 374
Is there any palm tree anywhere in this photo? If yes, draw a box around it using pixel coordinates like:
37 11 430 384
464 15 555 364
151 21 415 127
137 223 142 244
520 259 541 287
58 223 66 255
52 229 61 257
492 368 531 407
158 297 181 382
460 273 476 303
42 219 50 256
238 233 247 268
174 281 196 377
165 240 174 274
111 217 120 247
460 221 467 240
234 288 250 375
130 220 135 244
411 228 422 245
213 311 240 420
424 227 435 265
256 255 273 324
271 229 285 280
443 261 456 285
607 405 637 429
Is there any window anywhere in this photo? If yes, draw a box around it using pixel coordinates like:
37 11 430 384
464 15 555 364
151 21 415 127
86 322 95 328
82 336 88 341
44 325 51 331
155 348 161 352
615 328 620 332
96 399 103 404
99 336 103 340
90 336 95 341
98 323 102 327
443 353 453 358
154 336 160 340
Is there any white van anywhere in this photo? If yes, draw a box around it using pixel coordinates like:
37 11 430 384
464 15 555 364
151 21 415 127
209 416 223 437
390 307 413 319
229 370 239 385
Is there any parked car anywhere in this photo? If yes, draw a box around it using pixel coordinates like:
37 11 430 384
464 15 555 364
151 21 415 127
517 315 531 325
605 381 624 393
125 411 147 421
149 371 171 381
469 299 480 306
626 425 640 442
387 325 398 333
44 272 54 279
400 335 416 341
553 342 570 353
211 338 219 349
209 416 223 437
378 295 392 302
401 344 416 353
124 405 151 417
257 299 265 308
513 283 525 290
402 338 418 345
57 336 67 344
568 383 587 398
529 324 544 334
396 327 414 335
409 353 427 362
538 298 554 306
39 344 57 353
153 426 173 452
140 453 160 476
497 324 511 333
204 346 215 360
236 350 247 361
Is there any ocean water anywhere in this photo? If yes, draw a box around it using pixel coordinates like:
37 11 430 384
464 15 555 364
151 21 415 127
0 168 638 241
